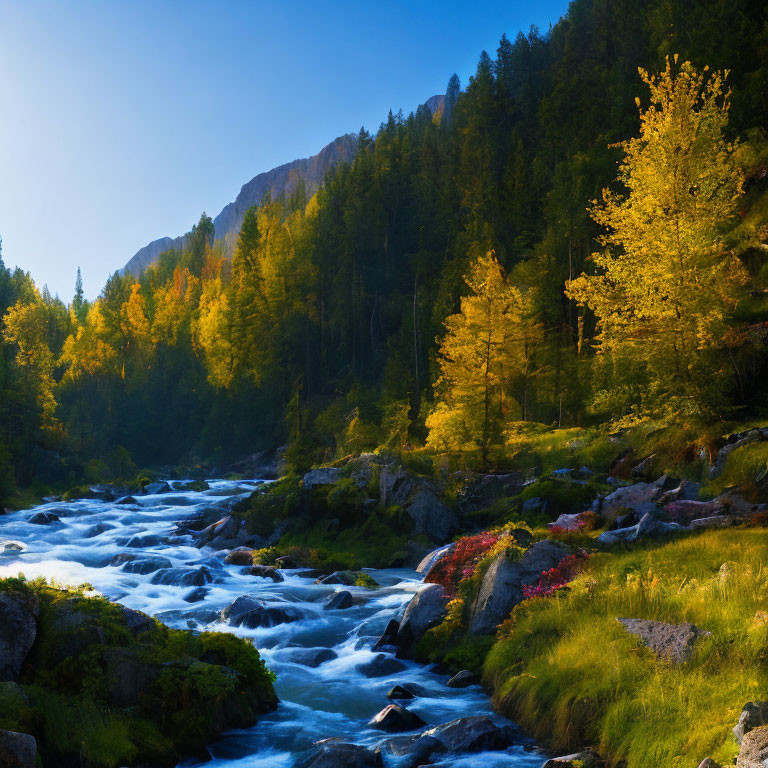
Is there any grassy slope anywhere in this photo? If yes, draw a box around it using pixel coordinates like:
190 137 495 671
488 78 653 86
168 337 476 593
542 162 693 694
485 528 768 767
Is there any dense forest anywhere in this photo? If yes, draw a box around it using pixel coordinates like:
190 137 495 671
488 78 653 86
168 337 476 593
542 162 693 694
2 0 768 501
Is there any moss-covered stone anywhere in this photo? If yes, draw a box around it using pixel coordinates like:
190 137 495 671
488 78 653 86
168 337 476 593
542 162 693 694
1 578 277 767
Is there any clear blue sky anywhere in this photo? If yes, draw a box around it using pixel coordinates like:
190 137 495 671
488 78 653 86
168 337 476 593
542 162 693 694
0 0 569 299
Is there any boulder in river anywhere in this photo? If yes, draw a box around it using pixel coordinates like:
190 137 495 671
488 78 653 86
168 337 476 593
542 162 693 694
468 541 569 635
386 683 425 700
0 590 39 681
420 716 512 753
0 729 37 768
222 595 304 628
375 734 445 767
324 591 353 610
143 481 171 495
617 618 710 664
27 511 60 525
287 648 338 668
112 554 173 574
150 566 213 587
734 701 768 744
182 587 208 603
125 533 163 548
368 703 426 732
446 670 480 688
296 739 383 768
396 584 448 652
246 565 284 582
83 522 116 538
357 653 406 678
737 725 768 767
373 618 400 651
225 547 254 565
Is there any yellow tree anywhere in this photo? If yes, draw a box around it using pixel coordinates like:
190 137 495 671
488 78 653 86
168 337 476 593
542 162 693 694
566 57 747 423
427 253 542 465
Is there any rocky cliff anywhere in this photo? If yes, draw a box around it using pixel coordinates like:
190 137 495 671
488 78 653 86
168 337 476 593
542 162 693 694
123 95 445 276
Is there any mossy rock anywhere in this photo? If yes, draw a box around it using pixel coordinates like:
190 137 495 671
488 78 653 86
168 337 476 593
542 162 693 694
2 578 277 767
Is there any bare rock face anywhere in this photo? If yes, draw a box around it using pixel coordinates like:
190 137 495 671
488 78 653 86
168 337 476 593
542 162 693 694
396 584 448 652
737 725 768 767
734 701 768 744
617 618 710 664
0 729 37 768
302 467 343 489
420 716 512 753
595 475 677 522
0 590 39 681
469 541 569 635
405 489 458 543
597 513 685 545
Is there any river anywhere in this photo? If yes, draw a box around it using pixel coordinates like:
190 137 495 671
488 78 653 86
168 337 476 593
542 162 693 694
0 478 545 767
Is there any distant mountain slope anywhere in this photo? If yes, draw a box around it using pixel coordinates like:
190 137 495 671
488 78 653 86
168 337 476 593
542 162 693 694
123 95 445 276
123 134 357 276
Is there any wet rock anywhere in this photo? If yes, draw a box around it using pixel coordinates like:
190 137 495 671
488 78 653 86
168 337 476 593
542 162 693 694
0 590 39 682
183 587 208 603
112 554 173 574
275 555 299 569
617 618 710 664
542 748 606 767
0 541 24 554
396 584 448 652
27 511 60 525
446 670 480 688
405 488 458 544
225 547 254 565
302 467 343 489
737 725 768 767
287 648 338 668
415 544 455 575
421 716 512 753
324 591 353 610
143 481 172 495
386 684 417 700
469 541 569 635
316 570 357 586
83 522 116 538
150 566 213 587
375 734 445 768
296 739 383 768
245 565 284 582
195 515 241 548
597 513 685 545
115 495 137 504
222 595 304 628
368 703 426 732
734 701 768 744
0 729 37 768
126 533 163 548
357 653 406 678
373 619 400 651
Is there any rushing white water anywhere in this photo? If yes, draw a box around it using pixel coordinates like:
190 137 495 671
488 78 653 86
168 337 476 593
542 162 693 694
0 479 545 767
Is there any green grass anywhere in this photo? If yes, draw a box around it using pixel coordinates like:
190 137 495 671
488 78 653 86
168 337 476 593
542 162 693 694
485 528 768 768
705 441 768 497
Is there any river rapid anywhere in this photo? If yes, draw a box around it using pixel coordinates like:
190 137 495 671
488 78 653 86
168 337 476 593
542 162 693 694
0 479 545 768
